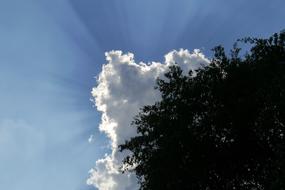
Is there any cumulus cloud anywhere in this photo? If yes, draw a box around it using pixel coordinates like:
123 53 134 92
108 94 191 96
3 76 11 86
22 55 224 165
88 49 210 190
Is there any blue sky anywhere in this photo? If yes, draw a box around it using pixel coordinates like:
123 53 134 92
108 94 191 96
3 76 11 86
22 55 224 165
0 0 284 190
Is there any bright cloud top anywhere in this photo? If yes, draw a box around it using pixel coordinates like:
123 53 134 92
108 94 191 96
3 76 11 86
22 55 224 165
88 49 210 190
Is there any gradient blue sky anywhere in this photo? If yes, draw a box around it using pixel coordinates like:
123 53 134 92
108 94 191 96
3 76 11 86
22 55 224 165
0 0 284 190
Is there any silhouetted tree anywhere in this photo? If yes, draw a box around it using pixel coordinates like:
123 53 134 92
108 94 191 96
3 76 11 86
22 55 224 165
119 32 285 190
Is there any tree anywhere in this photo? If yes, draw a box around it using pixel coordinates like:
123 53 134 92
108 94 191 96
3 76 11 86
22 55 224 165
119 32 285 190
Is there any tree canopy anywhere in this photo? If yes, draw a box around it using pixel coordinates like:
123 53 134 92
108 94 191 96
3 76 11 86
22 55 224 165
119 32 285 190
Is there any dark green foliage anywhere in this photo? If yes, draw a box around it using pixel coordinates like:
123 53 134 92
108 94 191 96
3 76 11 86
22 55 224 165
119 32 285 190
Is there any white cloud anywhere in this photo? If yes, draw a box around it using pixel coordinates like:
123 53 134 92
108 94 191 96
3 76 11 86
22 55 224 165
88 49 210 190
88 134 95 143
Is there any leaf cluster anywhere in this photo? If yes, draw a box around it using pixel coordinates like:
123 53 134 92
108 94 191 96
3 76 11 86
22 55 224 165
119 32 285 190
